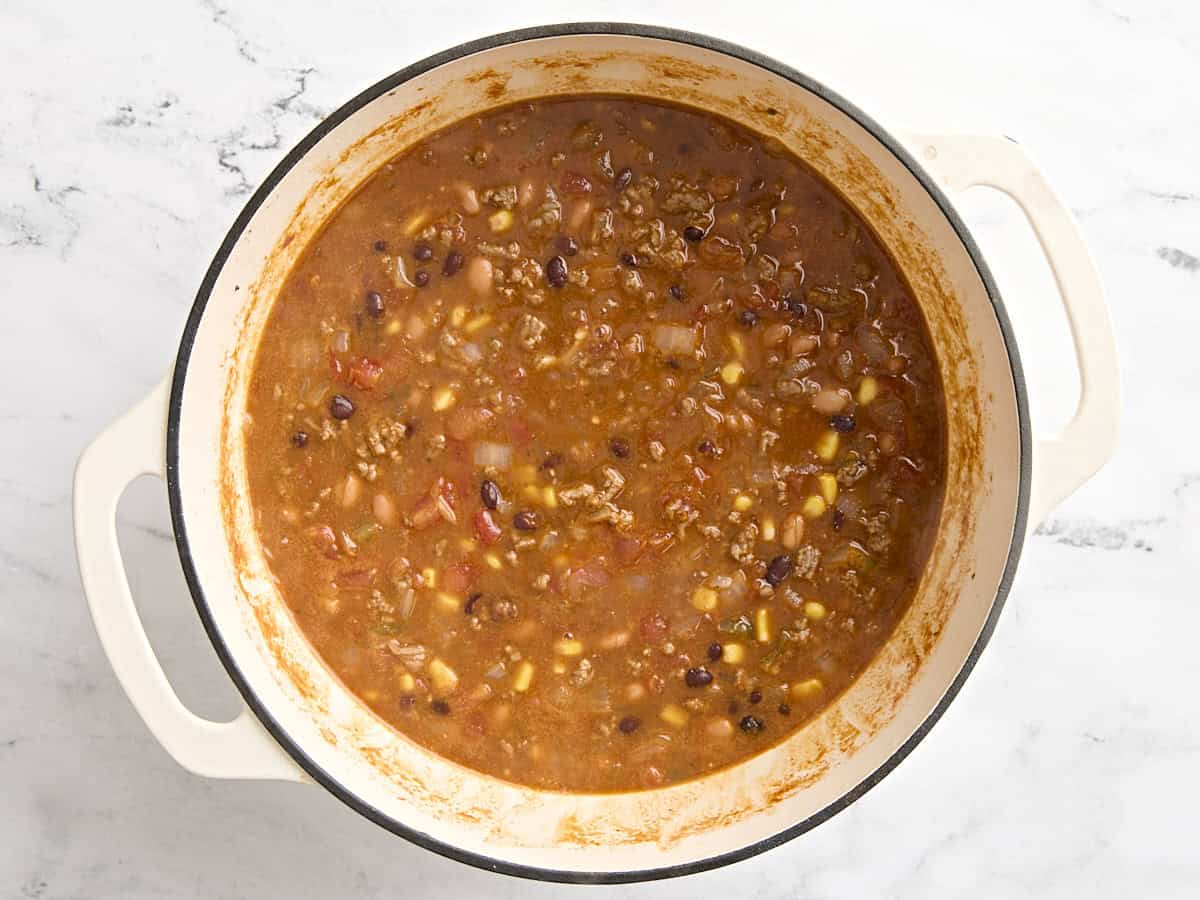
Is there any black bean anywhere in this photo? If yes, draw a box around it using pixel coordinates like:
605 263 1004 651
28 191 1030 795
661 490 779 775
697 439 718 456
618 715 641 734
784 297 808 317
619 251 638 267
399 695 415 708
464 592 482 615
430 699 451 715
748 689 763 704
539 451 564 471
738 310 758 328
739 715 764 734
778 703 791 715
609 437 631 458
765 554 793 587
831 508 845 531
546 255 568 288
413 269 430 287
365 290 385 318
683 225 705 243
668 284 683 301
480 479 500 510
513 510 539 531
556 235 579 257
290 431 309 448
414 243 433 261
615 166 633 190
373 239 388 252
830 414 856 433
330 394 355 420
685 667 713 688
442 250 464 276
707 641 723 662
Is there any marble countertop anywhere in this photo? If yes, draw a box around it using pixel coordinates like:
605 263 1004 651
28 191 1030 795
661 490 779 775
3 0 1197 896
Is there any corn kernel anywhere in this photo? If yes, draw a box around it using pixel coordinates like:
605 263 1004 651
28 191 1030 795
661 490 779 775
733 494 754 512
722 642 746 664
432 387 457 412
791 677 824 699
428 658 459 693
815 430 840 462
398 672 416 693
804 600 828 621
421 567 437 588
484 553 503 570
448 306 466 328
512 660 535 692
691 586 719 612
555 638 584 656
402 209 430 236
857 376 879 405
459 538 476 552
464 314 492 334
488 209 514 233
761 516 776 542
522 484 541 502
817 472 838 505
754 607 772 643
727 332 745 358
660 703 690 728
720 361 744 386
543 486 558 508
436 592 460 612
552 661 567 674
384 318 402 336
514 464 538 484
802 495 827 519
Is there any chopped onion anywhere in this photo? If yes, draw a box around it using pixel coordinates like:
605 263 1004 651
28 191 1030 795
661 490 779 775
394 255 416 288
333 330 350 354
652 324 698 355
459 341 483 365
484 661 508 680
473 441 513 469
623 574 651 593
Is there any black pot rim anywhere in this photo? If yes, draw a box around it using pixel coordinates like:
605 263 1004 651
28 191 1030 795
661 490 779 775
165 21 1032 885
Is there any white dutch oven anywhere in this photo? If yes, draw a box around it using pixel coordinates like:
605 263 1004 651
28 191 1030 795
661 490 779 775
73 24 1119 882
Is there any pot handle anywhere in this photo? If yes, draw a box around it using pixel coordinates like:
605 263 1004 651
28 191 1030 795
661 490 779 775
904 133 1120 526
73 377 308 782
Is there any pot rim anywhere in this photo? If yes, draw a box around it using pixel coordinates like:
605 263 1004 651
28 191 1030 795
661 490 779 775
165 21 1032 884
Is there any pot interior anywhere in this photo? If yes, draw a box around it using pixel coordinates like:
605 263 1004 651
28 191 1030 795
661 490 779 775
172 28 1023 877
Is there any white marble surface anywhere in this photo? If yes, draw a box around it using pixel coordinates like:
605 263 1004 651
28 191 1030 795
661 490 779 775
2 0 1197 896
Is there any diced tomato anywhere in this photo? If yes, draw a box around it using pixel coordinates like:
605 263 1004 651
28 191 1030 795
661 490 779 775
639 612 669 643
508 417 535 445
306 524 338 559
562 561 611 600
614 536 644 564
445 405 494 441
474 509 502 545
442 561 477 593
338 567 377 589
348 357 384 390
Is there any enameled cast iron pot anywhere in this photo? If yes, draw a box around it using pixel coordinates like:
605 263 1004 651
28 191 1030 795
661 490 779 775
73 24 1120 883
